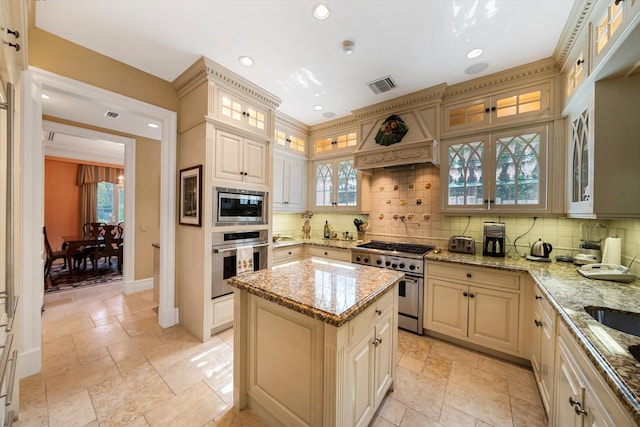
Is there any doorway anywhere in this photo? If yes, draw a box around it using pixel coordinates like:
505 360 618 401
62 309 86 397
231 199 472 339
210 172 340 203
20 68 178 378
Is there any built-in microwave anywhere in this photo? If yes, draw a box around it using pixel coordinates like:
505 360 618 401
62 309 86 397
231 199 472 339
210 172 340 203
213 187 267 226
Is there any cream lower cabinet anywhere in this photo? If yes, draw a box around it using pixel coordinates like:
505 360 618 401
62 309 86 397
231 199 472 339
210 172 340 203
211 293 234 334
306 245 351 262
530 282 557 416
237 286 397 427
272 244 304 266
553 323 634 427
425 262 522 356
347 301 394 427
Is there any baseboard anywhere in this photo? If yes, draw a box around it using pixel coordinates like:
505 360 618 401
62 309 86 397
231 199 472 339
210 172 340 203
18 347 41 379
124 277 153 294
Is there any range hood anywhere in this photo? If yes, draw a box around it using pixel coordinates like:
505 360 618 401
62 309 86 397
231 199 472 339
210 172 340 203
353 97 441 170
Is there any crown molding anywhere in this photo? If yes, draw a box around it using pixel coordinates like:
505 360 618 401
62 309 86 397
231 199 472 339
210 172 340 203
172 56 282 109
443 58 560 101
352 83 447 121
274 111 310 135
554 0 595 67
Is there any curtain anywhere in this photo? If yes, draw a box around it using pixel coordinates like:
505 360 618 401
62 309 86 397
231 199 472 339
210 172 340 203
77 165 124 230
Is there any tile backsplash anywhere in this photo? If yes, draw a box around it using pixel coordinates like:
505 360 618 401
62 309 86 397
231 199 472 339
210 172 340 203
273 163 640 274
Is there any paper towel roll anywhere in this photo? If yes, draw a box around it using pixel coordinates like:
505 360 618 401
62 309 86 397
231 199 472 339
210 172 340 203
602 237 622 265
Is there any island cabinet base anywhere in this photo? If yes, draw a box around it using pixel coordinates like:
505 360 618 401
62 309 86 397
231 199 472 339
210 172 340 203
233 287 398 427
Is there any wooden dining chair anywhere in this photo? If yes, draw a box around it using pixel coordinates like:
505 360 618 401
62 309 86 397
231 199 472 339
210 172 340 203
43 226 67 281
87 225 121 270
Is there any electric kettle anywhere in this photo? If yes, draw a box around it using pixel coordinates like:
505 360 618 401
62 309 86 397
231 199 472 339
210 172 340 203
530 239 553 258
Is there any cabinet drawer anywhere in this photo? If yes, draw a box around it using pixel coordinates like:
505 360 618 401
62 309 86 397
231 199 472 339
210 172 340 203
427 262 520 291
306 245 351 262
273 245 304 264
348 289 394 346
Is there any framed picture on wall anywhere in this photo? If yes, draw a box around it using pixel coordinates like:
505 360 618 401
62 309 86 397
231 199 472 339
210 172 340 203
179 165 202 226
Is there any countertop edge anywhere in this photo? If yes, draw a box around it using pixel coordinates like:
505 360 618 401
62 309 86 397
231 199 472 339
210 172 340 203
229 269 403 328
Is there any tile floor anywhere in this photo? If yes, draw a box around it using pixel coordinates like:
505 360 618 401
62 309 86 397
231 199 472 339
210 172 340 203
17 281 547 426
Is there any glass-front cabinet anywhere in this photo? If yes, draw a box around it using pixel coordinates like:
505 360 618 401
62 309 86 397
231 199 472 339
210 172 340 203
567 107 591 215
443 125 548 213
313 157 368 212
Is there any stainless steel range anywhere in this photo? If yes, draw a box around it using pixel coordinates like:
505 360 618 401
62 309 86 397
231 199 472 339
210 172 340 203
351 241 434 334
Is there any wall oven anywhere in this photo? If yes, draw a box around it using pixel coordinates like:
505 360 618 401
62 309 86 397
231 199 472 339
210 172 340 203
211 230 269 299
213 187 266 226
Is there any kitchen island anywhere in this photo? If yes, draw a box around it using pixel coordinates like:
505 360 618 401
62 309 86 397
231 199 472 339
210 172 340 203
228 257 404 427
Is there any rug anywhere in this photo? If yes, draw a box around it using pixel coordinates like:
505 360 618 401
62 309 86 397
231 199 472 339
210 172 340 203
45 258 123 293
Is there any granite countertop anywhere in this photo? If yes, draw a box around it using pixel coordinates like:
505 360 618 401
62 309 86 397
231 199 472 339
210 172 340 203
426 251 640 424
273 238 361 250
228 257 403 327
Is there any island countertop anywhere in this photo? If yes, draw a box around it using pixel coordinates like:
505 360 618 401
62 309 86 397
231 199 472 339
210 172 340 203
228 257 404 327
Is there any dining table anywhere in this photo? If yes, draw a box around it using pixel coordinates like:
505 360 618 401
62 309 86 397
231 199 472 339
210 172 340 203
62 233 123 277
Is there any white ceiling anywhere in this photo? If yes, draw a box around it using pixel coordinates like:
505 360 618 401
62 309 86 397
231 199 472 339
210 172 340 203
35 0 576 130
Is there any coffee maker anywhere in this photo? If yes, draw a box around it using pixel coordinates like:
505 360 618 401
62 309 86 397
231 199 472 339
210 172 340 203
483 222 506 257
574 223 608 265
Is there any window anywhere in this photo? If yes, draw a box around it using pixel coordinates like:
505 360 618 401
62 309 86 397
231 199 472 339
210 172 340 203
97 181 124 223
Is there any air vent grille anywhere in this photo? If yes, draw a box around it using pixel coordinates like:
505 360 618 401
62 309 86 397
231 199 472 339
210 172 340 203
368 76 397 94
104 111 120 118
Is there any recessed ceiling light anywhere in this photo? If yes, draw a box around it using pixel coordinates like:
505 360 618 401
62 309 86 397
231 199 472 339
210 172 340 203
312 2 330 20
314 105 324 111
41 93 50 100
466 48 484 59
239 56 254 67
147 123 160 129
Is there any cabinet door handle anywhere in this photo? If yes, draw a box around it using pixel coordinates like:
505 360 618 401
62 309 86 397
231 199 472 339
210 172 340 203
535 295 542 300
375 308 382 315
534 319 543 327
468 293 475 298
463 292 469 297
576 58 584 66
466 273 472 278
614 0 624 5
568 397 588 416
372 337 383 346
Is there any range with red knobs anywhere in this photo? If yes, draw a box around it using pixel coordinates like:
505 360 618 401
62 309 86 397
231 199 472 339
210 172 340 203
351 240 434 334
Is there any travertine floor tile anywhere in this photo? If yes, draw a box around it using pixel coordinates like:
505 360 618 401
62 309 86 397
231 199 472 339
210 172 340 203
47 389 96 427
19 281 545 427
144 381 228 426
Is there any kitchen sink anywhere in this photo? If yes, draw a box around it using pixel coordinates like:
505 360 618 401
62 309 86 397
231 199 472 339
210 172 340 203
584 306 640 337
629 345 640 363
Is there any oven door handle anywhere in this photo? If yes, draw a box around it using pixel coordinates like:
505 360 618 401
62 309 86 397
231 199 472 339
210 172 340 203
401 277 419 284
213 242 270 253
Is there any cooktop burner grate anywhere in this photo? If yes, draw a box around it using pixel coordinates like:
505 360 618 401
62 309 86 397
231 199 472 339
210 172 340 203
356 240 435 255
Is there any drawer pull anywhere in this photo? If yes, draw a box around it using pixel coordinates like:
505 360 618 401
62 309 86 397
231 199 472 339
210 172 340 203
534 319 543 327
535 295 542 300
466 273 472 278
375 308 382 315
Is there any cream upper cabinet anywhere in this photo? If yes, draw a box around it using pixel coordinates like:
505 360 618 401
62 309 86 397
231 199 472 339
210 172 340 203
566 73 640 218
215 88 270 138
442 124 551 214
312 129 358 158
426 262 522 356
312 156 370 213
272 152 306 212
443 82 551 135
591 0 630 72
563 32 589 104
215 129 267 185
274 127 307 156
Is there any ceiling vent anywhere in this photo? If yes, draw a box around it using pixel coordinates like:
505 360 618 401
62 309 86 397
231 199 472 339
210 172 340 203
46 132 55 142
368 76 397 94
104 111 120 119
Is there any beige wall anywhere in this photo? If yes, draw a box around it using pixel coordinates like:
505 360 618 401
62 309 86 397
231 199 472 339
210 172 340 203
43 116 161 280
